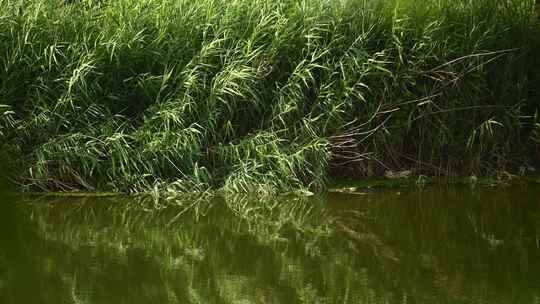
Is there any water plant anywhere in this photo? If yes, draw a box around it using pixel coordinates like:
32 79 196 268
0 0 539 193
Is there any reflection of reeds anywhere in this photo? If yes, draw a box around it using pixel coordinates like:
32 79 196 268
23 194 351 303
25 194 336 250
18 186 540 303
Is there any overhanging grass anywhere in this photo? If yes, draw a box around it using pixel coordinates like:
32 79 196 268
1 0 539 193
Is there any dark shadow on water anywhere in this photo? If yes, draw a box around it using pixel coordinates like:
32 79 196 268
0 170 39 302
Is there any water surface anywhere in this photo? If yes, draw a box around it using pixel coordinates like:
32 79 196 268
1 184 539 303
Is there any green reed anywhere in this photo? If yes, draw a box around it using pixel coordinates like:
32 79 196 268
0 0 539 193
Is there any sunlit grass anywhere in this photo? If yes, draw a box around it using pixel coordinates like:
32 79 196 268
0 0 539 193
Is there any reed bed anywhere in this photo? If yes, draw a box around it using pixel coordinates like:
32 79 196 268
1 0 539 193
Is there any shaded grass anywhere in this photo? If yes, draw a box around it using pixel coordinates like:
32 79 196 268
1 0 539 193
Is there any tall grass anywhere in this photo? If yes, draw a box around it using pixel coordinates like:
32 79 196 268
0 0 539 193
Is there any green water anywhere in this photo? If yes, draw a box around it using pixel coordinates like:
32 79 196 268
0 185 539 303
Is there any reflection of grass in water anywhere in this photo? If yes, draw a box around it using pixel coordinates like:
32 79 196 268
342 187 540 303
34 194 337 278
23 194 415 303
19 188 540 304
23 194 350 303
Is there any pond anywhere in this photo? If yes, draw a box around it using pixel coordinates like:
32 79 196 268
0 184 539 303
